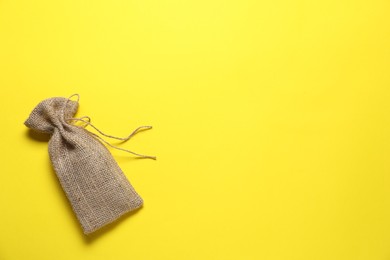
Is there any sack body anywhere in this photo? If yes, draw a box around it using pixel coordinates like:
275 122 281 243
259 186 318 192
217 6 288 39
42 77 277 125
25 97 143 234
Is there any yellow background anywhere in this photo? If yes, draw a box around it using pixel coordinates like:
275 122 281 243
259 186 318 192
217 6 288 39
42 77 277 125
0 0 390 259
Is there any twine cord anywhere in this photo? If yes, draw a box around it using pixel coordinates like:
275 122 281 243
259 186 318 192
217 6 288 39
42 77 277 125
63 94 156 160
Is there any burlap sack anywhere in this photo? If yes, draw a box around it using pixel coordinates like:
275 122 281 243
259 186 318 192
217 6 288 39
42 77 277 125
25 96 150 234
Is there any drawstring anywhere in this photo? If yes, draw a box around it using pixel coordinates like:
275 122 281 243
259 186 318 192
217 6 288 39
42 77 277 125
70 116 91 128
68 117 153 142
63 94 156 160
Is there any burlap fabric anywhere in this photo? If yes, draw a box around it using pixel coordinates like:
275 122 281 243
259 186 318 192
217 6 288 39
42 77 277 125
25 96 144 234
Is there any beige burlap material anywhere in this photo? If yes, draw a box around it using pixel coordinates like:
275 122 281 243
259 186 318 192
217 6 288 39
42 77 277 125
25 95 154 234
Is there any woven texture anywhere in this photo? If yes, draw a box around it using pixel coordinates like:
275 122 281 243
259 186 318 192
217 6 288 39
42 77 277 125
25 97 143 234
